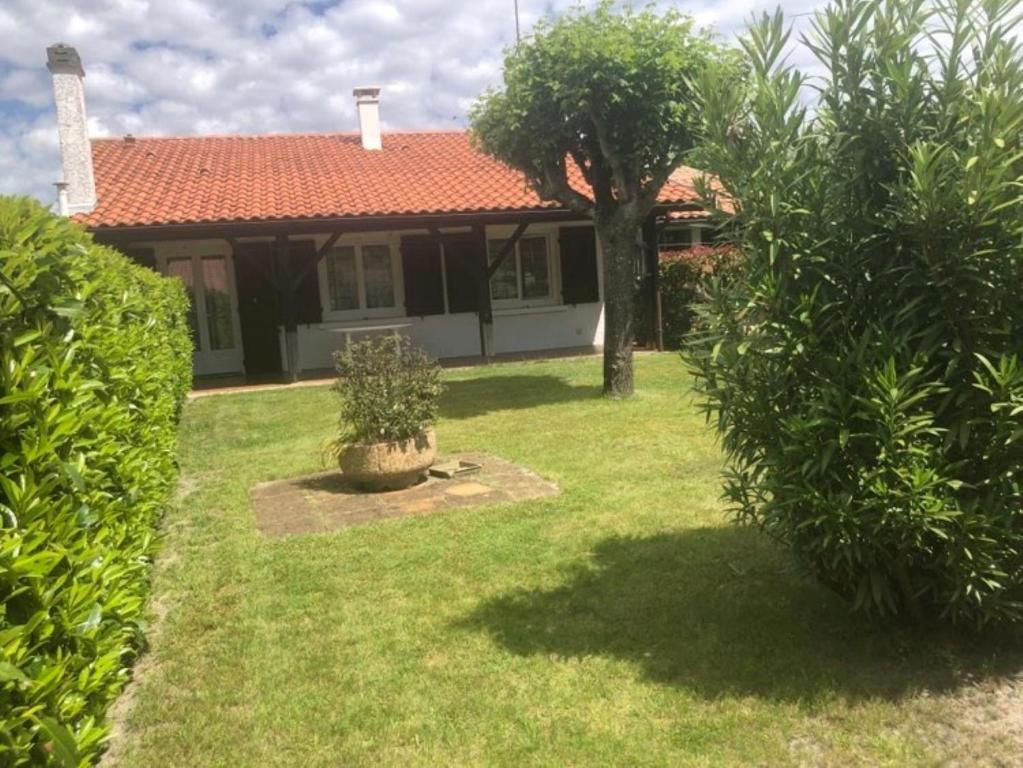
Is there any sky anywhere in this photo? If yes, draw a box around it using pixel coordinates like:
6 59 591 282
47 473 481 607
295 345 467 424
0 0 824 204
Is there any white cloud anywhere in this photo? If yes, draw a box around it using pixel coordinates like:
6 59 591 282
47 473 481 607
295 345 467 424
0 0 826 204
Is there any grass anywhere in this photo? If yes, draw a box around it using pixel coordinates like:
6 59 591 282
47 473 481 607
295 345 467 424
106 353 1021 767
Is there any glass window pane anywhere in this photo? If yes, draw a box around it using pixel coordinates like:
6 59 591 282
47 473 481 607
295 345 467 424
659 227 692 248
326 246 359 311
201 256 235 351
166 258 200 350
362 244 395 309
488 239 519 300
519 237 550 299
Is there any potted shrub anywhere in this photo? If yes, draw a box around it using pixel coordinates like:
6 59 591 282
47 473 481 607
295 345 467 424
324 335 443 491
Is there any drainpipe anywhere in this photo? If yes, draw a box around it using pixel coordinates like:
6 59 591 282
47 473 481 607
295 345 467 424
54 181 70 216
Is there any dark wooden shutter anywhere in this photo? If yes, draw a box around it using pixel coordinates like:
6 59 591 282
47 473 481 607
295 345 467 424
559 226 599 304
443 237 482 314
290 239 322 325
233 241 282 375
400 237 445 316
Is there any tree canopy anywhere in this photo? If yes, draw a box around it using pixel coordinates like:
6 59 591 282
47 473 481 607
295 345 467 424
471 2 735 395
471 3 725 221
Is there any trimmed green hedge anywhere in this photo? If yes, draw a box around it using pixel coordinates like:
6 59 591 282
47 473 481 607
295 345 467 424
657 245 737 350
0 197 192 765
635 245 738 350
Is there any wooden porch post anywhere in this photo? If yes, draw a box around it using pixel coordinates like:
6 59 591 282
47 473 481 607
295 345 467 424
643 215 663 351
477 222 528 359
274 234 300 382
472 224 494 358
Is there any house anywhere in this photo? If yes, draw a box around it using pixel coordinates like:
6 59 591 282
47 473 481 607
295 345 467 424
46 44 712 381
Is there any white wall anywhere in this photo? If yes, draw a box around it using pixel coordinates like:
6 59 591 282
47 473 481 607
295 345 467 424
292 312 482 371
288 301 605 371
492 304 604 355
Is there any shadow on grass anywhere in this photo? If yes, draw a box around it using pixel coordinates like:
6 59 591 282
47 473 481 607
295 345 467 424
439 375 601 420
457 527 1022 703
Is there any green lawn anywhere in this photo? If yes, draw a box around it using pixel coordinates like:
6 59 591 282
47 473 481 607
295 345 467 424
106 353 1019 767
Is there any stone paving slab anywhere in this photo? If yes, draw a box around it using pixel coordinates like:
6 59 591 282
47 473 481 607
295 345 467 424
250 452 559 538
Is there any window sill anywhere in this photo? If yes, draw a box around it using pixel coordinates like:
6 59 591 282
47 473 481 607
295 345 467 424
317 315 408 331
493 304 568 317
319 310 403 323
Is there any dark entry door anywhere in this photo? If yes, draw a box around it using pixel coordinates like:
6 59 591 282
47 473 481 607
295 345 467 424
400 236 446 317
559 226 600 304
233 242 282 376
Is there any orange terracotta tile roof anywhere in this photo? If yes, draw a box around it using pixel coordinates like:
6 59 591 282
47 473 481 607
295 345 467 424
76 131 707 229
668 165 733 215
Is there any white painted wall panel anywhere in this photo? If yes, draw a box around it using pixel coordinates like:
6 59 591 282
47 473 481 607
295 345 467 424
292 312 481 372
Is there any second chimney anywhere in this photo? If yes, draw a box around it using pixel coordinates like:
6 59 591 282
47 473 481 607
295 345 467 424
47 44 96 214
353 86 382 151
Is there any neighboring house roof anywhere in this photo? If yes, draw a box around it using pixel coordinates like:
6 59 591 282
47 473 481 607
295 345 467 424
75 131 708 230
666 165 733 216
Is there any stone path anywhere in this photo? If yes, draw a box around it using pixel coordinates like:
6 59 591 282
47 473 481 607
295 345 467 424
250 452 559 538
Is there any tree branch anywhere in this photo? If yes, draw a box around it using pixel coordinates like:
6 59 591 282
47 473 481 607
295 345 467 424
569 148 594 188
534 155 595 216
589 107 632 202
585 146 616 214
637 154 687 218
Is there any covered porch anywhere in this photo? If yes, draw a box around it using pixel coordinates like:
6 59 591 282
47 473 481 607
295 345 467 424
96 206 702 384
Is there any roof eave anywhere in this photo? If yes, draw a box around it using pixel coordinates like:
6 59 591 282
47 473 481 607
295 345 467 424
88 203 708 243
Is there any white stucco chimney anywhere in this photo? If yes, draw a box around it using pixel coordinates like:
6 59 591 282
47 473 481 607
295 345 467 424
353 86 382 150
46 43 96 214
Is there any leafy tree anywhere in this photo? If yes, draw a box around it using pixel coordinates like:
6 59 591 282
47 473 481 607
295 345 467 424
470 2 731 395
688 0 1023 626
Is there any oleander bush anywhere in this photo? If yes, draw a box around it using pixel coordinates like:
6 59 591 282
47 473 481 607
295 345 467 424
688 0 1023 626
0 197 191 765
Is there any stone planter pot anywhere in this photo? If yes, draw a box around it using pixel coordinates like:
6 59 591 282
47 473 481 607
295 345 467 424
339 429 436 491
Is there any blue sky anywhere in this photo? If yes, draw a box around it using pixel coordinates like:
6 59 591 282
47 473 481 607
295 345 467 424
0 0 823 204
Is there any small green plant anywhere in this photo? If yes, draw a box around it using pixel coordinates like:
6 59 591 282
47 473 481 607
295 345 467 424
324 336 442 460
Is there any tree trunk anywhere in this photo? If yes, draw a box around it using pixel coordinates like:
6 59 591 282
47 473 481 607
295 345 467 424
596 220 638 397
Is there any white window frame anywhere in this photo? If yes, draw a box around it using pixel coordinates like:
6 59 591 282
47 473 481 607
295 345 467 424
155 241 244 377
318 235 404 321
487 229 558 309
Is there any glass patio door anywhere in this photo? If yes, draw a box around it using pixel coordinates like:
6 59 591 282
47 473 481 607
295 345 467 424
165 254 244 376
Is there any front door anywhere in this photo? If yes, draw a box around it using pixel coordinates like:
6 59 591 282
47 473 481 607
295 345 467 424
163 253 244 376
233 242 283 376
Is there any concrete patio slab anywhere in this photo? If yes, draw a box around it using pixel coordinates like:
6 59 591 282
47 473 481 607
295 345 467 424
250 452 559 538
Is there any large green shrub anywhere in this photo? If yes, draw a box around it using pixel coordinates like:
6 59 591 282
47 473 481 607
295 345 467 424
1 197 191 765
688 0 1023 626
329 335 442 449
